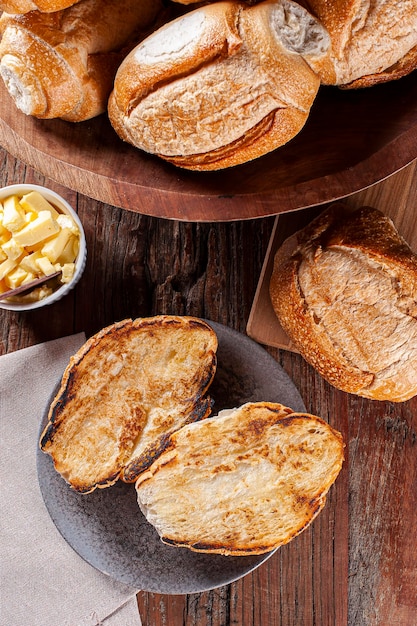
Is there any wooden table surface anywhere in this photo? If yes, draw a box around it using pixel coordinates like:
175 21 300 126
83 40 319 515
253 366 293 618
1 148 416 626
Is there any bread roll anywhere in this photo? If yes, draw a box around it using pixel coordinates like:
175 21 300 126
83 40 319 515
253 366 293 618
270 204 417 402
40 316 218 493
0 0 162 121
108 0 331 171
136 402 344 555
0 0 82 13
301 0 417 87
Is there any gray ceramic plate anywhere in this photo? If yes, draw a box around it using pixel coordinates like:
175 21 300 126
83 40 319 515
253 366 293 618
37 320 306 594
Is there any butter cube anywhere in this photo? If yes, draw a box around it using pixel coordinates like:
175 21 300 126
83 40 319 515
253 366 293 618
20 191 60 219
4 266 28 289
61 263 75 283
0 248 7 263
19 250 42 274
20 271 36 285
36 255 56 276
24 210 38 224
0 210 8 234
13 211 60 247
41 227 73 263
56 214 79 235
2 195 26 232
0 257 18 281
0 230 11 246
56 234 79 264
1 237 25 261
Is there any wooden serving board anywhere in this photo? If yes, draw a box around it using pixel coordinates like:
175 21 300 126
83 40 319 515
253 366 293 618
1 72 417 222
247 160 417 350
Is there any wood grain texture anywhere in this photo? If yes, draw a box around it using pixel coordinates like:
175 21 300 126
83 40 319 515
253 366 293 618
0 71 416 221
1 147 416 626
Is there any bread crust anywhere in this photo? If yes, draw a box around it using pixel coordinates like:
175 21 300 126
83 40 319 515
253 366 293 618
0 0 162 121
340 44 417 89
302 0 417 86
40 316 218 493
108 0 330 170
270 204 417 402
136 402 344 555
0 0 81 12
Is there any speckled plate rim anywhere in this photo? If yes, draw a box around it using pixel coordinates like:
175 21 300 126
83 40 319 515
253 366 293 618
36 320 306 594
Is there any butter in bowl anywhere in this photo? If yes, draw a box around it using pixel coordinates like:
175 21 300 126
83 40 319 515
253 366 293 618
0 184 86 311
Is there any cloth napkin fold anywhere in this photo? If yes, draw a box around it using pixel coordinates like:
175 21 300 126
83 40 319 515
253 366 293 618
0 334 142 626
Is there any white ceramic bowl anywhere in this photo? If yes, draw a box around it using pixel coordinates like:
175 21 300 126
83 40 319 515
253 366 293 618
0 183 87 311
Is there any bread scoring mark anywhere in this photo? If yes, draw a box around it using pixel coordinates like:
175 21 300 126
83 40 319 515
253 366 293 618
298 231 417 394
125 8 243 115
165 110 278 166
134 12 208 63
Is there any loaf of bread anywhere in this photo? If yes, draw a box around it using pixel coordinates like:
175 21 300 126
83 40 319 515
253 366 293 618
136 401 344 555
270 204 417 402
301 0 417 87
0 0 82 13
0 0 162 121
40 316 218 493
108 0 331 171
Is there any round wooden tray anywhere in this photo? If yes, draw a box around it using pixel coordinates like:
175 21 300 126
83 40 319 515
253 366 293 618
1 72 416 222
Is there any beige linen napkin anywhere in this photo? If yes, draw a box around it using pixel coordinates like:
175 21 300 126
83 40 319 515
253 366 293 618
0 334 142 626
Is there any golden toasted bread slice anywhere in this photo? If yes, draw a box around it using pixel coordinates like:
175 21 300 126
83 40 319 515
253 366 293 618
135 401 344 556
40 316 218 493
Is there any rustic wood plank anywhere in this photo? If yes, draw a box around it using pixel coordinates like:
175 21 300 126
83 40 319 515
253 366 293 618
348 395 417 626
1 147 416 626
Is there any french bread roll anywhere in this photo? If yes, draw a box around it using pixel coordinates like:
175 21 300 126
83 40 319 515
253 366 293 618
301 0 417 87
136 402 344 556
40 316 218 493
0 0 82 13
269 204 417 402
0 0 162 121
108 0 331 171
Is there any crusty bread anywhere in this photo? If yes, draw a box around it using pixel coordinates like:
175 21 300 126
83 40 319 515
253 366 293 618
301 0 417 87
270 204 417 402
0 0 82 13
108 0 330 171
40 316 218 493
0 0 162 121
136 401 344 556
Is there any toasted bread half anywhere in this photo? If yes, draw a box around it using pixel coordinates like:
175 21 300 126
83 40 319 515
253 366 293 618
40 316 218 493
135 402 344 556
